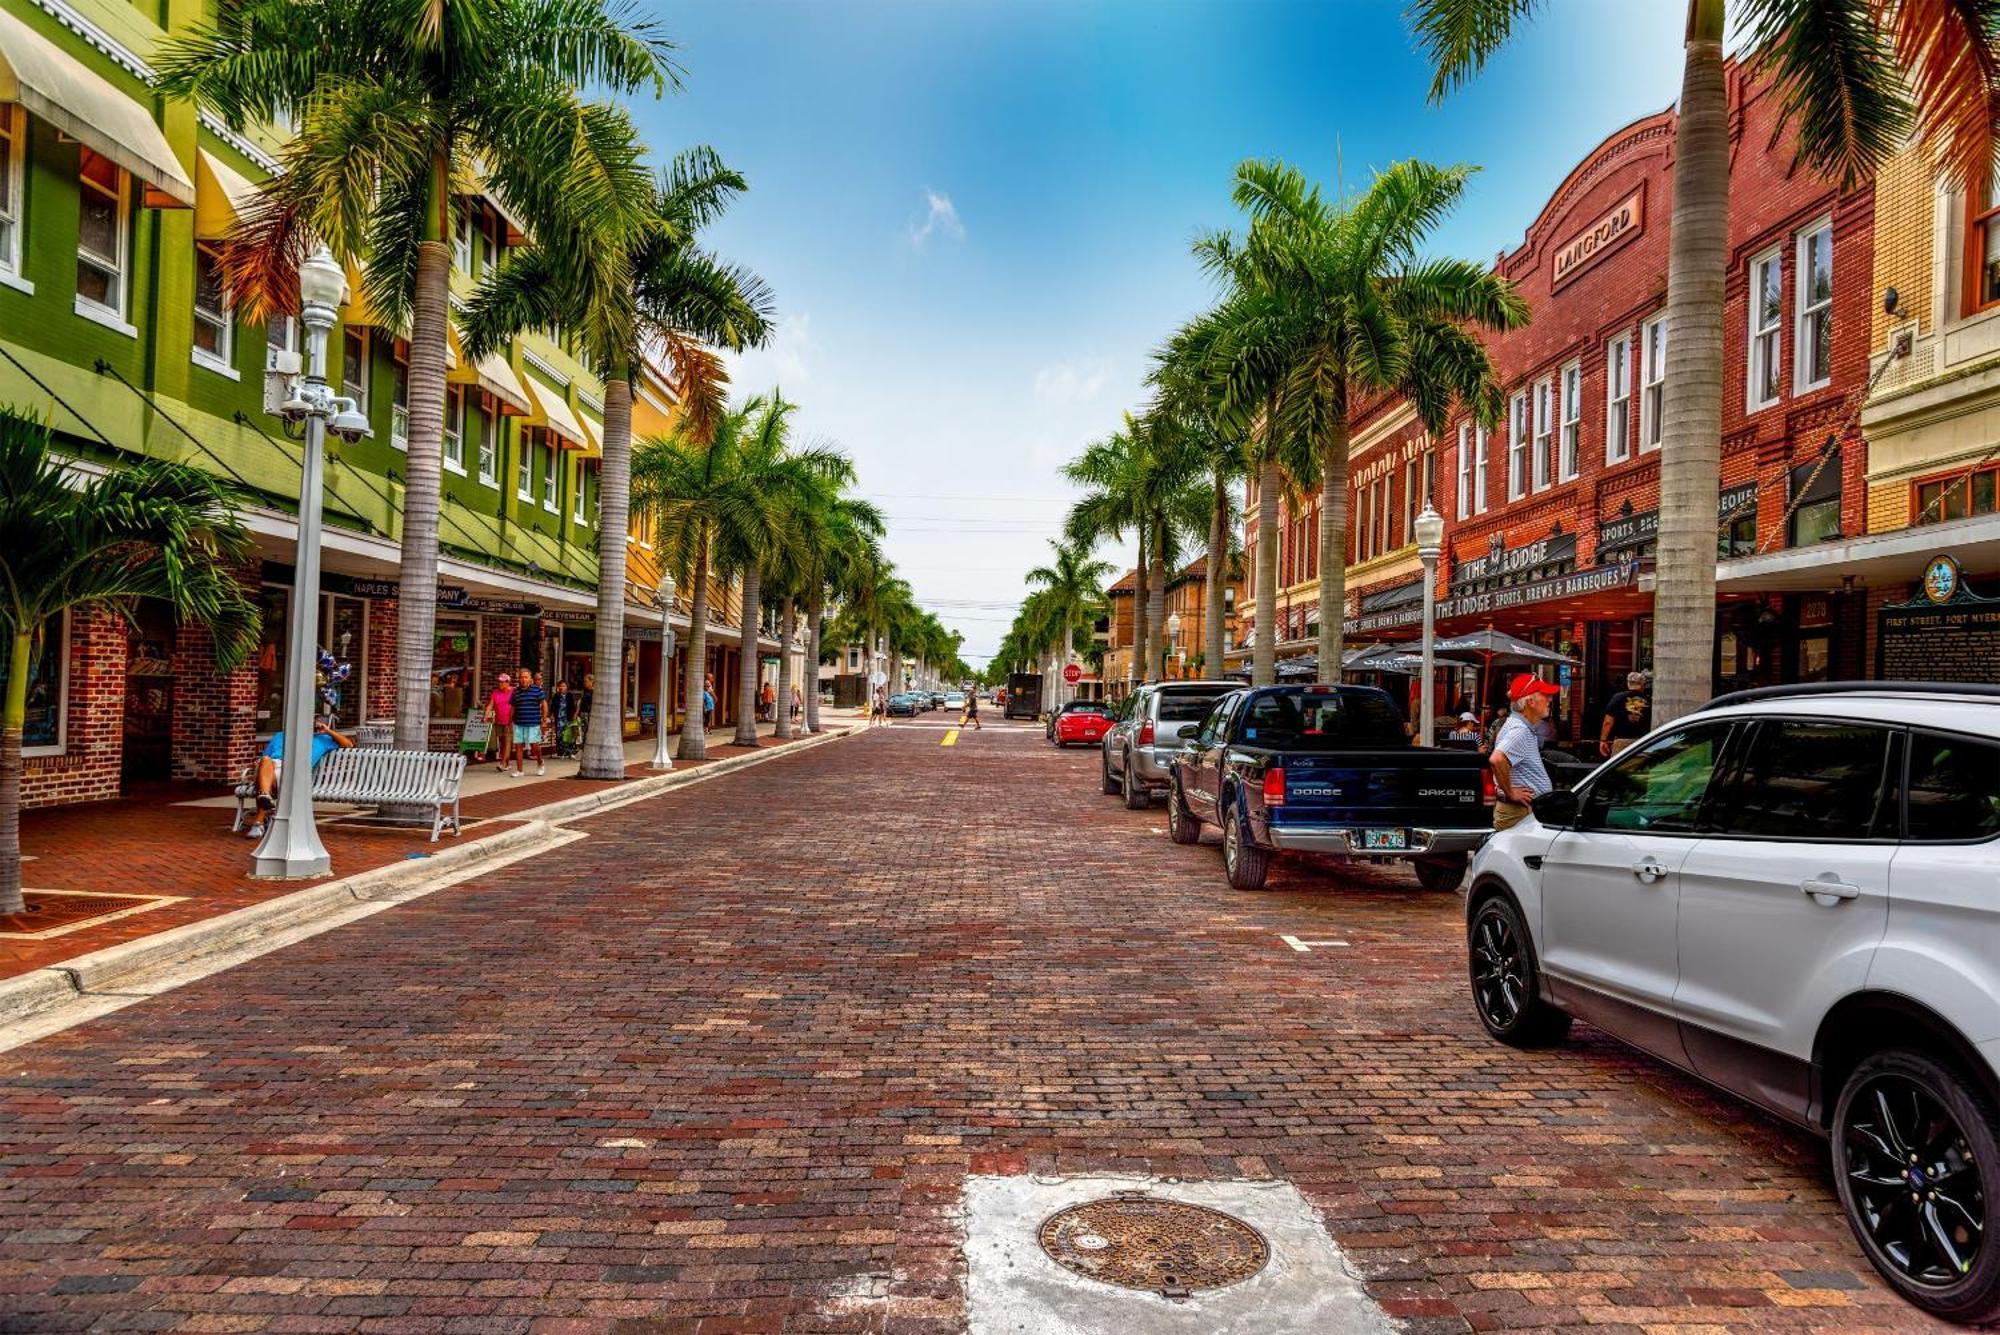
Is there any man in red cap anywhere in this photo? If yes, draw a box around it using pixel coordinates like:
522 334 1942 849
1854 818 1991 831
1490 672 1562 831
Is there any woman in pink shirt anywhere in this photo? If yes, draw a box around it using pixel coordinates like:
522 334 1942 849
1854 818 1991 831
484 671 515 772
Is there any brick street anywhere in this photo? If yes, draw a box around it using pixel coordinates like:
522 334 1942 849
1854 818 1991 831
0 721 1943 1333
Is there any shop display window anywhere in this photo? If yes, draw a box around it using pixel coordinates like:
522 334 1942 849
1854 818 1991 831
430 617 480 723
0 613 66 753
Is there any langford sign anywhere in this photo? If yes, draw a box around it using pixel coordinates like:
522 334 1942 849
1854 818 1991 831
1552 189 1644 288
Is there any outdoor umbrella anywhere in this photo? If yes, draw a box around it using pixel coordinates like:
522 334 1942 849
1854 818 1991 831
1393 628 1576 718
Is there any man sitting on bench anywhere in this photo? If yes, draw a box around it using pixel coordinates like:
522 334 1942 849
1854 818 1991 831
244 718 353 839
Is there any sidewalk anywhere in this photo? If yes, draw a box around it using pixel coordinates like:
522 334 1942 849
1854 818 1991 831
2 710 862 981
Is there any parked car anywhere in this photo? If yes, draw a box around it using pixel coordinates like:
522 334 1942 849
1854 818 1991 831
1166 684 1493 892
930 692 946 709
886 692 920 718
1464 681 2000 1323
1048 699 1113 747
944 693 965 710
1102 681 1238 811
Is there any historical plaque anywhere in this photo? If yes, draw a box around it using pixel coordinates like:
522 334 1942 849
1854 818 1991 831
1877 558 2000 684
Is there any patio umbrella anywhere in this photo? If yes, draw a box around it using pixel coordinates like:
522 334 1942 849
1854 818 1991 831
1394 628 1575 718
1274 653 1318 680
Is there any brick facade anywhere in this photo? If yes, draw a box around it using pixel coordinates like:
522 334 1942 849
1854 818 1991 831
21 608 126 810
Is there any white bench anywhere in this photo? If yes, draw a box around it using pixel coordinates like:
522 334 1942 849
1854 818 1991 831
232 749 467 841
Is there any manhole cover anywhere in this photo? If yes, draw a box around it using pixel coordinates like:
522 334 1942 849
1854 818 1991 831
1039 1196 1269 1295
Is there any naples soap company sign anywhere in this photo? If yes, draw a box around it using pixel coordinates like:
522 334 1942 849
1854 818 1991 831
1552 188 1644 289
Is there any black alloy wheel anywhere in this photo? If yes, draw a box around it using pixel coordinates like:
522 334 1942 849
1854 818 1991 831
1466 896 1569 1047
1834 1050 2000 1322
1166 775 1200 844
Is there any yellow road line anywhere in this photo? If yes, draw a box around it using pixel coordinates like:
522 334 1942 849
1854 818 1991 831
942 728 959 747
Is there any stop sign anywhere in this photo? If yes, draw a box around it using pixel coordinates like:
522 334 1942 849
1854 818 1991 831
1062 662 1082 684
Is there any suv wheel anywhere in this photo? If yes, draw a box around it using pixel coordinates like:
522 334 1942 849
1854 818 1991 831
1122 752 1151 810
1221 803 1271 890
1414 854 1468 893
1100 751 1120 795
1467 895 1570 1047
1833 1049 2000 1323
1166 775 1200 844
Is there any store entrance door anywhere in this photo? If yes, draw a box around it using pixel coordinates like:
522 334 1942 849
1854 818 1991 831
122 600 176 783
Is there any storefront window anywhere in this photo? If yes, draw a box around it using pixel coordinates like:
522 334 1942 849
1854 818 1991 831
1916 466 1999 525
319 596 367 729
430 617 479 723
1787 450 1843 548
254 584 289 734
0 614 66 753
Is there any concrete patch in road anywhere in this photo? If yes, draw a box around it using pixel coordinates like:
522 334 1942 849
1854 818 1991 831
963 1174 1393 1335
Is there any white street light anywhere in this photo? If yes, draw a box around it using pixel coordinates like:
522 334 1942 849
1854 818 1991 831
254 246 360 879
1414 502 1446 748
1166 610 1182 680
649 573 678 770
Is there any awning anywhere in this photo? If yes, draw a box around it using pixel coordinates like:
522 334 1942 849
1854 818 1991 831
343 260 387 330
523 376 592 452
449 349 533 416
193 149 260 239
0 8 194 207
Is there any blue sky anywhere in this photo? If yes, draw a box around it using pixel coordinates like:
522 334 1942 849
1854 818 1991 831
627 0 1689 666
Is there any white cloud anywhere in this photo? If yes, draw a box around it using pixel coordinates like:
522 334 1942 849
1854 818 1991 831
906 189 965 247
724 312 814 391
1032 361 1109 406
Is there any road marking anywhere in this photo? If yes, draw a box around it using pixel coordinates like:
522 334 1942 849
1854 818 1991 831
1280 934 1351 953
942 729 959 747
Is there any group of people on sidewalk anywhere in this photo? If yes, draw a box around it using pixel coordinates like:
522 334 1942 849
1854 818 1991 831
482 669 593 778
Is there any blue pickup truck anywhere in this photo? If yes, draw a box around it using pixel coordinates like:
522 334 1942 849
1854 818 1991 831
1164 683 1495 891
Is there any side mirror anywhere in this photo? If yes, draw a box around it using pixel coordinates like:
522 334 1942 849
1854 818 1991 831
1531 789 1580 828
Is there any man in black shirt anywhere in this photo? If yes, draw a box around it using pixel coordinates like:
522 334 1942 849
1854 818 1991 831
1599 671 1652 757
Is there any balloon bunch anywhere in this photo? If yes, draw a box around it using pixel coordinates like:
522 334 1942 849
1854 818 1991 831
315 646 354 717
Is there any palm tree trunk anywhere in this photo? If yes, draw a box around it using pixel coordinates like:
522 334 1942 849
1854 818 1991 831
1205 465 1228 678
0 627 30 914
1146 523 1167 682
1132 529 1151 690
1316 416 1352 676
805 596 825 733
775 600 796 741
1652 0 1729 725
393 235 453 753
734 560 762 746
578 371 633 779
889 642 904 704
678 533 711 761
1253 456 1279 687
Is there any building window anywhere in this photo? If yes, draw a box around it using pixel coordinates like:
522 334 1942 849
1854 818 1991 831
443 384 465 473
1641 315 1667 451
1559 361 1580 481
480 209 499 275
75 147 128 317
1914 464 1999 525
574 459 595 524
1472 425 1488 513
1605 334 1631 463
0 105 23 281
390 351 409 449
1787 448 1843 547
1748 248 1783 409
1532 377 1554 491
192 243 234 371
1455 423 1472 520
1402 456 1418 540
1795 220 1833 391
476 401 498 484
517 427 536 499
1972 162 2000 312
341 326 369 413
266 314 299 369
0 612 66 756
452 200 473 273
1507 390 1528 500
542 440 559 511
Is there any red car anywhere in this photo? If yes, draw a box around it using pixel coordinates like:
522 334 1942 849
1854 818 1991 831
1049 700 1113 747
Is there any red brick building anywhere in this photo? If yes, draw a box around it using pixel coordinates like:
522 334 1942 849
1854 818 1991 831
1241 63 1878 744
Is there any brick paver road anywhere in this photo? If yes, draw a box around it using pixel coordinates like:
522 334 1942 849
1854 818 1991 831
0 720 1944 1332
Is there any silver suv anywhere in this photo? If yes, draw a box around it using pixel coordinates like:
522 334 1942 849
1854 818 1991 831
1100 680 1237 810
1465 682 2000 1323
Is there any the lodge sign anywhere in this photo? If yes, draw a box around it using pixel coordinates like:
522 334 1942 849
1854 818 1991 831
1451 531 1577 589
1597 481 1759 553
1349 559 1642 633
1552 188 1644 289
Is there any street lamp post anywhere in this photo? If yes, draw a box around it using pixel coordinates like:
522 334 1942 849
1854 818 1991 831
1166 610 1182 681
648 573 678 770
254 246 369 878
1415 502 1445 748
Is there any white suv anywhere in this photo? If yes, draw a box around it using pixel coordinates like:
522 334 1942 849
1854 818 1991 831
1465 682 2000 1323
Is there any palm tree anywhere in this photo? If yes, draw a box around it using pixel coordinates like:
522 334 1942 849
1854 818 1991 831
1026 538 1114 703
1151 321 1249 680
1409 0 1994 720
1063 420 1151 688
0 410 259 913
461 146 774 777
633 395 834 761
803 495 885 733
155 0 674 753
1218 158 1526 676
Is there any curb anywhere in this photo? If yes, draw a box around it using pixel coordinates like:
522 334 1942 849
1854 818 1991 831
0 726 858 1030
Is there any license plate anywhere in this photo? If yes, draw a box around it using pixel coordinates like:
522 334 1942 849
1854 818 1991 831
1361 828 1407 850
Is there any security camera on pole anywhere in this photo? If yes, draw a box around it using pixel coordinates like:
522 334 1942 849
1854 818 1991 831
254 245 368 878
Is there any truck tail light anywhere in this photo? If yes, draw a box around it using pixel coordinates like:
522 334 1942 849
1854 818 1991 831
1262 767 1285 808
1137 720 1155 746
1481 767 1496 805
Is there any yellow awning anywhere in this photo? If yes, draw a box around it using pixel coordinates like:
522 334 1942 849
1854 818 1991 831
524 376 593 452
343 260 386 330
448 348 533 416
0 8 194 207
194 149 259 240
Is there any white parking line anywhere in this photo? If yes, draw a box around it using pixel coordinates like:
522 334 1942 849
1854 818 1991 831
1280 934 1351 953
